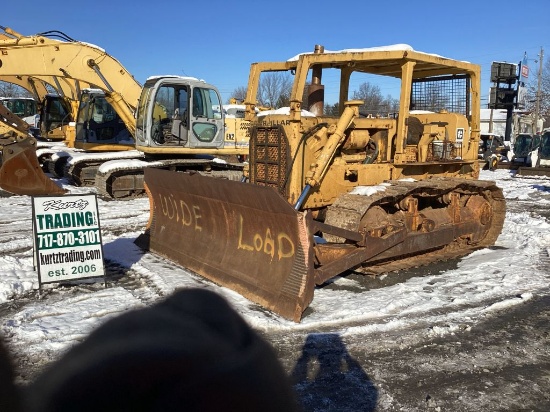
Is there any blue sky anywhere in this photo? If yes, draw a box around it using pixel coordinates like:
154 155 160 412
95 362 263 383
3 0 549 105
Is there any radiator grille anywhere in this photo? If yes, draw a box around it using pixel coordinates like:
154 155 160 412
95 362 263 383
250 126 289 196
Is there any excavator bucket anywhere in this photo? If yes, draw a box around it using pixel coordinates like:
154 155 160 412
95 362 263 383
0 138 66 195
136 168 316 322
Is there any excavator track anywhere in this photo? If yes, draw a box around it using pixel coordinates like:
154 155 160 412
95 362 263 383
63 152 145 187
95 159 244 199
323 178 506 276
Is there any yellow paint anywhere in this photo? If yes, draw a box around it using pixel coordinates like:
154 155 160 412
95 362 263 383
237 215 295 260
157 193 202 232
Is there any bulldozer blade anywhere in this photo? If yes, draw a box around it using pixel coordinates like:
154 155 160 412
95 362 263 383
0 139 66 196
516 166 550 177
136 168 315 322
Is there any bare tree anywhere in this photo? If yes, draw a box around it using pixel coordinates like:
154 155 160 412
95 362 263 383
257 72 293 108
324 102 340 116
229 72 293 109
228 86 247 104
0 81 33 98
352 82 398 116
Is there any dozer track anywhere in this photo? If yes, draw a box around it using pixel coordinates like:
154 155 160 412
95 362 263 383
322 178 506 276
137 169 505 322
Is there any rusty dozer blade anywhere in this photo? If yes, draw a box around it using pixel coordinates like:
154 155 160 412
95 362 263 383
136 168 315 322
0 137 66 196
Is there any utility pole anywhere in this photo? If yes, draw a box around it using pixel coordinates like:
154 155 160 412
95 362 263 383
534 47 544 134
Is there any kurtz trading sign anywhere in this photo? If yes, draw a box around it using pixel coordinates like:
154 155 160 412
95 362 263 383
32 194 105 286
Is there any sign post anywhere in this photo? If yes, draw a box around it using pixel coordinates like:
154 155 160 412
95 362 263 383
32 194 106 287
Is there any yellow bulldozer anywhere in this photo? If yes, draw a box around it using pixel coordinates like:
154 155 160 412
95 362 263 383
137 45 506 322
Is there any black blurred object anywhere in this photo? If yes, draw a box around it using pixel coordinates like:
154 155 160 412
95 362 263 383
24 288 299 412
0 336 22 412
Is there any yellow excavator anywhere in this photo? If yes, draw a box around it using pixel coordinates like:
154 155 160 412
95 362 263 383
0 103 65 194
136 45 506 322
0 26 250 197
0 75 85 180
0 73 92 142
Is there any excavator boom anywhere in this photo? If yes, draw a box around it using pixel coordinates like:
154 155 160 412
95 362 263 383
0 27 141 147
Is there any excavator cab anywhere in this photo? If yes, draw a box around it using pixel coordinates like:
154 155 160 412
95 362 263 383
74 89 134 151
0 97 39 129
135 77 225 150
40 94 74 140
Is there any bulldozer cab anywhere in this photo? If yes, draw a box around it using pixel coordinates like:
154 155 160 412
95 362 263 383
241 45 480 208
135 76 226 150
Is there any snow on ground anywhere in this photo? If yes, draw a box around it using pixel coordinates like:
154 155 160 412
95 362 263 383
1 169 550 370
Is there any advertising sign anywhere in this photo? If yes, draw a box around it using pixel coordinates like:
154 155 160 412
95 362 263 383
520 53 529 83
32 194 105 286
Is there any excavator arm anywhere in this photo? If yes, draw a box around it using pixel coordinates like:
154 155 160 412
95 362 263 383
0 27 141 138
0 104 66 195
0 74 100 142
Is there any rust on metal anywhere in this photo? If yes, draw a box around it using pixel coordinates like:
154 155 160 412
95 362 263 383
516 166 550 177
0 138 66 195
137 171 506 322
313 228 407 285
137 168 315 322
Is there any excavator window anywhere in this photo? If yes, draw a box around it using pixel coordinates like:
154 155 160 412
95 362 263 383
192 87 221 119
136 86 153 143
192 88 204 117
156 86 176 118
149 84 191 145
176 88 189 125
45 97 71 130
91 98 116 124
3 98 37 118
191 87 221 142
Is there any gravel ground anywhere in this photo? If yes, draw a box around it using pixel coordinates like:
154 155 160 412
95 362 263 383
264 293 550 411
2 170 549 411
